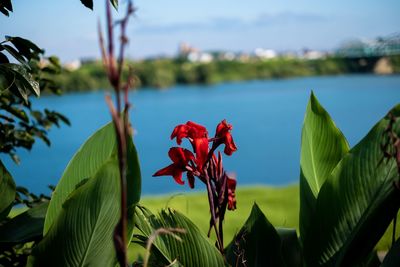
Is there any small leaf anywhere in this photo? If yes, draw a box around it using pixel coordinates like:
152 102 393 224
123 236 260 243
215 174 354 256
0 160 16 220
48 56 61 68
0 202 48 243
5 36 43 61
0 0 12 16
2 105 30 123
80 0 93 10
0 51 9 63
111 0 118 9
2 44 29 67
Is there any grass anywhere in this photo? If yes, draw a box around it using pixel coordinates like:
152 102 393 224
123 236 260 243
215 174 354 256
139 184 300 245
133 184 399 255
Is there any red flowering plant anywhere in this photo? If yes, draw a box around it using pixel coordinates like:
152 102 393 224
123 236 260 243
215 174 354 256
154 120 237 254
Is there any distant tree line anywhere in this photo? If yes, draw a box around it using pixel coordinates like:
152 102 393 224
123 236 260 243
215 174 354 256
56 55 400 92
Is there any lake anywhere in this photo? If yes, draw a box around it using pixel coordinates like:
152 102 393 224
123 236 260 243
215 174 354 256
2 75 400 196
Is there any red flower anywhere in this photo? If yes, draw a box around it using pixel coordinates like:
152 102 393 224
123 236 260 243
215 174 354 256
214 120 237 156
153 147 194 186
171 121 209 171
226 175 237 211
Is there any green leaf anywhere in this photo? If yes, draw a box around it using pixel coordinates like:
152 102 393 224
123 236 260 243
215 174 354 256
0 63 40 99
110 0 118 9
225 203 285 267
43 122 117 233
0 64 15 92
0 0 13 16
80 0 93 10
299 92 349 257
28 159 121 267
0 202 48 243
0 51 9 63
44 121 141 235
381 238 400 267
304 104 400 266
277 228 303 267
134 206 225 267
6 36 43 56
2 105 29 122
2 44 29 67
79 0 117 10
0 160 16 220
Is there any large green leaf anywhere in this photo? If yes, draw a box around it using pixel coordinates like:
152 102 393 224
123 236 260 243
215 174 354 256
28 159 121 267
44 121 141 235
225 203 285 267
299 92 349 250
0 160 16 220
43 122 117 233
0 202 47 243
134 206 225 267
305 104 400 266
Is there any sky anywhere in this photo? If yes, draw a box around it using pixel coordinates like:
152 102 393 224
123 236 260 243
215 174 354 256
1 0 399 61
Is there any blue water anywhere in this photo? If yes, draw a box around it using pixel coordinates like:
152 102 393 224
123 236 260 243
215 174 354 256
2 75 400 195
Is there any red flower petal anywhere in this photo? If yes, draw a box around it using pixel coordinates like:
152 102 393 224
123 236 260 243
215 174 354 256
187 121 208 138
187 172 195 189
192 137 209 171
227 175 237 211
214 120 237 156
171 124 189 145
172 168 185 185
168 147 194 164
223 133 237 156
153 163 176 177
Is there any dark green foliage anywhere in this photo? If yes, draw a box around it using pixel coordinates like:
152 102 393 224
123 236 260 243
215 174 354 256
0 0 12 16
80 0 118 10
381 238 400 267
226 203 288 267
0 168 50 267
0 36 70 163
0 203 48 244
0 161 16 220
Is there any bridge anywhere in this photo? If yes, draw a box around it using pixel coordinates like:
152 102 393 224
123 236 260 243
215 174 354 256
336 33 400 58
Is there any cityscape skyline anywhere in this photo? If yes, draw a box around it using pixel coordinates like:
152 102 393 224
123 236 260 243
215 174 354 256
0 0 399 61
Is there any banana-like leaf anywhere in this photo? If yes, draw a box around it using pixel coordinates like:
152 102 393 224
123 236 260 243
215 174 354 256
28 159 121 267
305 104 400 266
299 92 349 252
225 203 285 267
44 121 141 235
134 206 225 267
381 238 400 267
43 122 117 233
0 160 16 220
0 202 47 243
